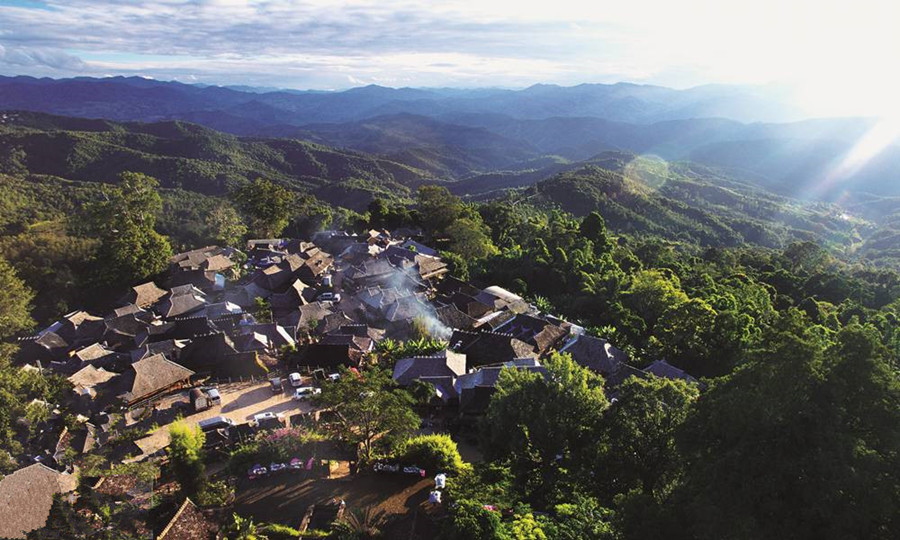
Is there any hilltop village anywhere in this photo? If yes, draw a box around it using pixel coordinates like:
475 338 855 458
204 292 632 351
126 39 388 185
1 228 695 539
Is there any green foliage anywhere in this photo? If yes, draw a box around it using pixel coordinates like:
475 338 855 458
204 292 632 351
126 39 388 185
397 434 465 474
443 500 509 540
223 512 268 540
312 366 419 461
0 255 34 338
331 507 388 540
167 421 206 497
600 375 698 499
207 204 248 246
232 178 295 238
85 172 172 285
482 352 609 506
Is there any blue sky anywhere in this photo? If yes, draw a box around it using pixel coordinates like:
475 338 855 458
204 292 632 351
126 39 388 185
0 0 898 115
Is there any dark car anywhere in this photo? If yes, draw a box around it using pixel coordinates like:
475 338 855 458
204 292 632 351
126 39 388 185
269 377 283 394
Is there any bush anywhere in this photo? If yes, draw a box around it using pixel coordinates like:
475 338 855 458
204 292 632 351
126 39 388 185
397 434 464 475
265 522 303 539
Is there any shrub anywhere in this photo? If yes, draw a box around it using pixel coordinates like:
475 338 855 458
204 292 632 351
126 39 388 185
396 434 464 475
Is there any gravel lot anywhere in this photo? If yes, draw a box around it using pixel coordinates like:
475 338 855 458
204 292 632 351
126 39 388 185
128 380 316 460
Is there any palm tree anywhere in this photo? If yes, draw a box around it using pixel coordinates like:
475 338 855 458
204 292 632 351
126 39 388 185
331 507 388 539
222 512 267 540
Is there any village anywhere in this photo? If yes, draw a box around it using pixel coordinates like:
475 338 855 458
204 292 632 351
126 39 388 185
1 227 698 539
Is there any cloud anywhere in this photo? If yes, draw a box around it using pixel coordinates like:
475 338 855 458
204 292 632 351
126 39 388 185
0 44 86 71
0 0 897 105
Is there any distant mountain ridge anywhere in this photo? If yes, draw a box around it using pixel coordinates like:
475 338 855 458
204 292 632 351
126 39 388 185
2 76 899 202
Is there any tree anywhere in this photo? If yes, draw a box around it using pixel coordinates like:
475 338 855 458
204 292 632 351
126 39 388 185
623 270 688 331
313 367 419 461
482 353 609 506
677 312 900 539
398 434 465 474
167 421 206 497
222 513 267 540
417 185 463 234
207 204 248 247
445 218 498 260
580 212 614 256
654 298 718 376
0 255 34 338
601 375 698 499
232 178 294 238
444 500 509 540
86 172 172 285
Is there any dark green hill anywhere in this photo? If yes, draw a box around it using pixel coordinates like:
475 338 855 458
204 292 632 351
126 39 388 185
521 158 862 250
0 110 434 209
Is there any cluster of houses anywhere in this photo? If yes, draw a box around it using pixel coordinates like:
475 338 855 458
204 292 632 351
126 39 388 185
2 228 697 538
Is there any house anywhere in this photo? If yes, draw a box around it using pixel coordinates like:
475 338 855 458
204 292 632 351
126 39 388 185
269 279 316 317
343 259 398 290
16 332 69 366
434 304 477 331
449 329 536 369
70 342 124 370
296 247 334 283
158 286 207 318
170 269 223 292
124 282 168 309
0 463 78 539
55 310 106 346
558 334 628 377
400 239 439 257
157 498 216 540
130 339 187 364
68 364 119 400
277 302 334 338
298 343 363 369
456 359 547 416
120 354 195 406
493 314 569 355
103 313 151 350
239 323 296 351
393 350 466 386
644 359 698 384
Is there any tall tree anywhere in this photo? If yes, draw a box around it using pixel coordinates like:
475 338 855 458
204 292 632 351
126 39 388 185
167 421 206 497
0 255 34 338
482 353 609 506
207 204 248 247
601 375 698 499
86 172 172 285
313 367 419 461
232 178 294 238
677 311 900 539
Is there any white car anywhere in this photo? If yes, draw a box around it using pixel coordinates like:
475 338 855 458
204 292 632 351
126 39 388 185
293 387 322 400
326 373 340 382
288 372 302 387
317 291 341 303
253 412 283 422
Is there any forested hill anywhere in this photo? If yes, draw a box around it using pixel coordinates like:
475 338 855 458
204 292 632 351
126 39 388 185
520 160 864 250
0 110 434 209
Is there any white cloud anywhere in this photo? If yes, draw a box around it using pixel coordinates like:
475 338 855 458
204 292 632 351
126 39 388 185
0 0 897 114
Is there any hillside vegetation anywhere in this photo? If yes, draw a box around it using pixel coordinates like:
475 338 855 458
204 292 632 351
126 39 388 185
0 111 433 209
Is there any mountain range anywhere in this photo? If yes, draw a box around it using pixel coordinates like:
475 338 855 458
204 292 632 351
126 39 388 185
2 75 898 203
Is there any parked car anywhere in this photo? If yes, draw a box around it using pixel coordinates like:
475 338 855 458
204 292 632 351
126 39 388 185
288 372 302 387
198 416 234 432
269 377 283 393
253 412 283 423
292 387 322 400
269 462 287 473
326 373 340 382
289 457 304 470
322 274 333 288
317 291 341 302
248 464 268 480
